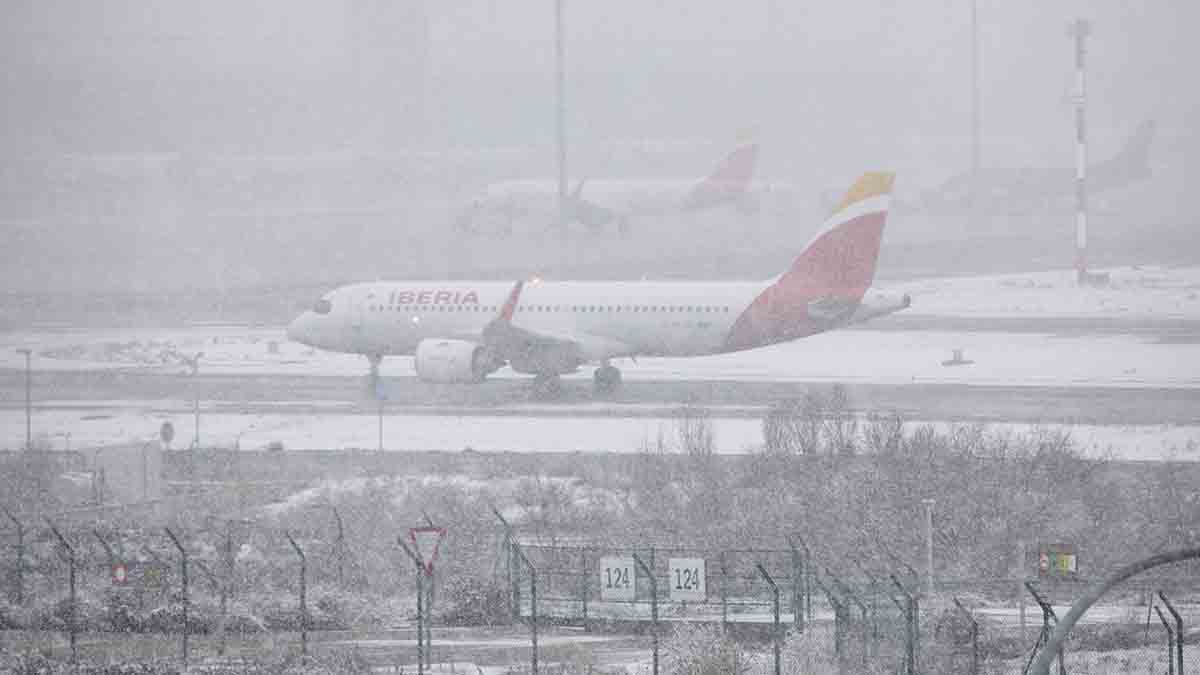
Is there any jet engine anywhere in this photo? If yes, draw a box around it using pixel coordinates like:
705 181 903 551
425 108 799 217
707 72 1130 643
414 339 503 383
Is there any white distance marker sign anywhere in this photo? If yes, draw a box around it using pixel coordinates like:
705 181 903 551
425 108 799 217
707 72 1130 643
599 556 636 601
669 557 707 601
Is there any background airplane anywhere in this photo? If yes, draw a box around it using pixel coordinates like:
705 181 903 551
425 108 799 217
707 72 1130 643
456 140 760 235
907 120 1156 217
288 171 910 397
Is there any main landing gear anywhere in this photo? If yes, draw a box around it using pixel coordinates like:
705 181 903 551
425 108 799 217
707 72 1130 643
531 373 563 399
593 363 622 396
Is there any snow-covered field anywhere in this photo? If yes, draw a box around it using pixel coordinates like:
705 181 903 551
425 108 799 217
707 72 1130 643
895 264 1200 320
2 325 1198 389
5 407 1197 461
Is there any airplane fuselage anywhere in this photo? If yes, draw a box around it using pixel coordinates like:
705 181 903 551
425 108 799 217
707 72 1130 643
290 279 819 360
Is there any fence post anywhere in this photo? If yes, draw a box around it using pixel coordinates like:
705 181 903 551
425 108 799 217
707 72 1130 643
828 569 868 668
47 520 77 664
890 575 916 675
579 547 589 631
795 534 816 621
954 596 980 675
852 560 880 657
286 531 308 661
813 574 846 670
720 550 729 628
516 543 538 675
634 553 659 675
1023 581 1063 675
3 507 23 606
331 505 346 588
1155 604 1176 675
490 505 519 622
164 527 189 667
191 558 228 658
1158 591 1184 675
756 563 782 675
786 536 804 633
398 537 426 675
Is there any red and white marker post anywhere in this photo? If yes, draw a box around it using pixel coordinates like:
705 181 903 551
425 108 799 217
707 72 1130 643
399 526 446 675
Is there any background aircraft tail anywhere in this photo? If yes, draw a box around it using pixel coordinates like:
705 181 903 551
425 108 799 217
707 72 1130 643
1116 120 1156 170
1094 120 1156 187
682 141 759 210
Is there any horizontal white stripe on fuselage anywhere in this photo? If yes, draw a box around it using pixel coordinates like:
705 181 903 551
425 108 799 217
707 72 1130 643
347 281 767 358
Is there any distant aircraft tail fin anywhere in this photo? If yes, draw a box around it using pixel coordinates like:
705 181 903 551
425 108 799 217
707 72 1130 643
682 140 759 210
1091 120 1156 188
722 172 895 351
1115 120 1156 173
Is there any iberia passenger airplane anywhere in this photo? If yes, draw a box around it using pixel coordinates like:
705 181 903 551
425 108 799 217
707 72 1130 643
287 172 910 395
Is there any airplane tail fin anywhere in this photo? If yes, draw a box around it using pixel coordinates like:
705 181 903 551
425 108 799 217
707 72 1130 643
722 172 895 351
1115 120 1156 172
788 171 895 299
682 140 759 210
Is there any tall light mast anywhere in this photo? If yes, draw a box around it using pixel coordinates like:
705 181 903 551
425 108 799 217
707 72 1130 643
1068 19 1091 284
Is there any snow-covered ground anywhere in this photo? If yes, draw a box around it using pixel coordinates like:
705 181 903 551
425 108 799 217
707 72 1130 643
6 407 1198 461
2 326 1198 389
895 264 1200 320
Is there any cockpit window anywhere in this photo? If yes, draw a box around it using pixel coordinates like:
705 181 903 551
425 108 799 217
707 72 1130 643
314 298 332 315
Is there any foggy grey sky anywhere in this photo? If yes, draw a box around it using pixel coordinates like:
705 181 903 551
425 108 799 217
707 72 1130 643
3 1 1195 146
1 2 1196 295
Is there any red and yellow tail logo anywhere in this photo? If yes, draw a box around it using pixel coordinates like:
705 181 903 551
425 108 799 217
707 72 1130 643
723 172 894 352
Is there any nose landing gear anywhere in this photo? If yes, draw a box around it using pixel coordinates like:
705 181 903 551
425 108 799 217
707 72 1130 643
366 354 383 396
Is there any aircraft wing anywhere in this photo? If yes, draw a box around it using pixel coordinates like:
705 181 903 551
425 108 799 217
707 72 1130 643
478 282 633 374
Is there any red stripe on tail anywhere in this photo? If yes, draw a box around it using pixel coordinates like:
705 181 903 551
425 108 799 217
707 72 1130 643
722 173 893 353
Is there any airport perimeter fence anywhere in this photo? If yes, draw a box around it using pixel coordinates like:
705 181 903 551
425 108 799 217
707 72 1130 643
491 511 1200 675
2 504 1200 673
0 506 372 670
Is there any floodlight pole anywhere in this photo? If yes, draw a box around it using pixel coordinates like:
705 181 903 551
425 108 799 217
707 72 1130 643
634 553 658 675
1068 18 1091 284
164 527 189 666
554 0 568 231
969 0 980 219
17 349 31 450
47 520 77 664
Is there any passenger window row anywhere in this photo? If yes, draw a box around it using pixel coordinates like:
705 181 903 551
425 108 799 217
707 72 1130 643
367 304 732 313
